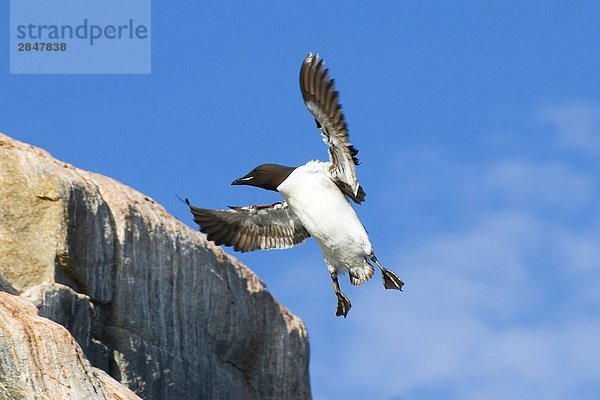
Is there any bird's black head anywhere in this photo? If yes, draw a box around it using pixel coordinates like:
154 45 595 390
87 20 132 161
231 163 296 191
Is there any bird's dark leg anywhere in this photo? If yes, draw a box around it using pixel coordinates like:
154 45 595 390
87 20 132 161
331 272 351 318
368 252 404 291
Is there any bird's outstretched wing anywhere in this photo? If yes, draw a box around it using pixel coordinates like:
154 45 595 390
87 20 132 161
299 52 366 204
186 199 310 252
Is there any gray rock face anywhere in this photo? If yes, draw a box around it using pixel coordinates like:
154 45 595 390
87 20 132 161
0 290 141 400
0 133 311 400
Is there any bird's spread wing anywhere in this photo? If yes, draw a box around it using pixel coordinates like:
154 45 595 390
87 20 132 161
186 199 310 252
299 52 366 204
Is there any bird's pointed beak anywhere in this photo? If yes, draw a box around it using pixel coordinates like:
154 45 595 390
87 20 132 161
231 175 253 186
232 168 257 186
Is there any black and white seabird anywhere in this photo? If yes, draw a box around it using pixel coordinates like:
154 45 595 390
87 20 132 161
186 53 404 317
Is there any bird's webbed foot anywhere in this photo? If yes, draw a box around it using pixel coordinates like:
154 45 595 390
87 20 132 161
335 291 352 318
331 273 352 318
381 268 404 291
368 251 405 291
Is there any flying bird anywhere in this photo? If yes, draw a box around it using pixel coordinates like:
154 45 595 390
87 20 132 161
186 53 404 317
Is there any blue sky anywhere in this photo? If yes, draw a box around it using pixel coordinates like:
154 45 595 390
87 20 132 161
2 1 600 399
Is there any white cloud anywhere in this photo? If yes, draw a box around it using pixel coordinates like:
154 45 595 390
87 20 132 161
555 228 600 275
487 160 595 209
538 101 600 153
322 208 600 400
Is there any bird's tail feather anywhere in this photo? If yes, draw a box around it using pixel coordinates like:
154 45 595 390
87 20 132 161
349 263 374 286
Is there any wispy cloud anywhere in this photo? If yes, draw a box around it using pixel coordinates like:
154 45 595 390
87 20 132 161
330 209 600 399
537 101 600 153
486 160 595 209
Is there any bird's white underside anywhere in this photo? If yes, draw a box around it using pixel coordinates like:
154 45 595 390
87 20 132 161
277 160 373 282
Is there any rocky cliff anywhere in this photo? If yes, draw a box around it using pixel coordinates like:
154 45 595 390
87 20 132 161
0 133 311 400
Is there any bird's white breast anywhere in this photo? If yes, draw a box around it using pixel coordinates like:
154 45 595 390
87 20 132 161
277 161 371 270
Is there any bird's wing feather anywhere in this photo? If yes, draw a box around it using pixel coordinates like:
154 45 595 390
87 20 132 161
186 199 310 252
299 52 366 204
